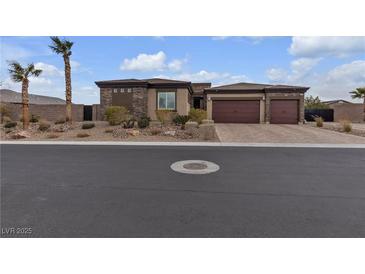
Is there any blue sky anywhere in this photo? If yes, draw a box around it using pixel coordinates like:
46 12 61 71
1 36 364 104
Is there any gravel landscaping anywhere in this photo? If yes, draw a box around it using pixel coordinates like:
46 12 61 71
0 121 219 142
307 122 365 138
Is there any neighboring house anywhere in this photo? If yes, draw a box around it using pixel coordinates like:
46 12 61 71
323 99 352 107
95 78 309 124
0 89 66 104
323 99 363 122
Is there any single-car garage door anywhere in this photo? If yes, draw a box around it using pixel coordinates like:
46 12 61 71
270 99 298 124
212 100 260 123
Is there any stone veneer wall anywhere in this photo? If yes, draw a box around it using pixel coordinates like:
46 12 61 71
265 92 305 123
99 88 112 120
132 87 148 119
99 87 148 120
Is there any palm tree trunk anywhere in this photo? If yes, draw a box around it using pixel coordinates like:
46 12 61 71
22 79 30 129
64 56 72 122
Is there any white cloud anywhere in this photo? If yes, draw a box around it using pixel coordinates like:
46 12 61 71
289 36 365 58
120 51 186 72
167 59 186 72
167 70 250 85
289 57 321 81
266 60 365 101
1 43 33 61
266 68 288 82
121 51 167 71
34 62 63 77
212 36 230 41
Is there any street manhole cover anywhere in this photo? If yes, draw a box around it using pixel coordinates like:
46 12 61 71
171 160 220 175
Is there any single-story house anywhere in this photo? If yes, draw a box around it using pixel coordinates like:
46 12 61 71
95 78 309 124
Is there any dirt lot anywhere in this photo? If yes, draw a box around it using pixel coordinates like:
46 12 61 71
0 121 218 142
215 123 365 144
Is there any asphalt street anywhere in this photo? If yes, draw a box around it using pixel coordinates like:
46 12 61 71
1 144 365 237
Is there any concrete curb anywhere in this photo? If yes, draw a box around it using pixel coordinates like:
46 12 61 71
1 140 365 148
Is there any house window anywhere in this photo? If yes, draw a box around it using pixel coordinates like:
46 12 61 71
158 91 176 110
113 88 118 93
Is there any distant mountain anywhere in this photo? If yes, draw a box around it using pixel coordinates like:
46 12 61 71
0 89 66 105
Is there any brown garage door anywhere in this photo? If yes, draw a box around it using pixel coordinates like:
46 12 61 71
270 100 299 124
212 100 260 123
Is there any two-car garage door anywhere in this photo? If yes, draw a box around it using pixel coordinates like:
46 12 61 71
212 100 260 123
211 99 299 124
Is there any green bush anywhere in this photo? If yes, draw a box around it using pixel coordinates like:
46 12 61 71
105 106 130 125
4 121 17 128
138 115 151 128
38 121 51 132
77 133 90 138
82 122 95 129
104 129 113 133
29 114 40 123
314 116 324 127
189 108 207 124
55 118 66 124
173 115 190 125
155 110 176 124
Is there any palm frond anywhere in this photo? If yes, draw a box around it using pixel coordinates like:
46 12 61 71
49 36 73 56
8 61 25 82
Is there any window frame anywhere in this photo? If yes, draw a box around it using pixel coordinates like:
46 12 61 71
157 90 177 111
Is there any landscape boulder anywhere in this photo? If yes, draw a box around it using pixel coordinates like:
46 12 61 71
10 130 31 139
185 121 198 130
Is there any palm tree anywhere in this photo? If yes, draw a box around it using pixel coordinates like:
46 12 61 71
350 87 365 122
8 62 42 129
49 36 74 122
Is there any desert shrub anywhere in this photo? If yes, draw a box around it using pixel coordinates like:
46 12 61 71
104 128 114 133
340 120 352 133
189 108 207 124
77 133 90 138
150 128 162 135
38 121 51 132
55 118 66 124
29 114 40 123
122 118 135 129
4 121 17 128
47 133 60 139
105 106 130 126
138 115 151 128
155 110 176 125
314 116 324 127
82 122 95 129
2 116 12 124
173 115 190 126
0 104 11 123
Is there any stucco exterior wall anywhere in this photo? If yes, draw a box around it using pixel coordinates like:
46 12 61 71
147 88 157 120
176 88 190 116
3 102 84 121
206 93 265 123
147 88 190 120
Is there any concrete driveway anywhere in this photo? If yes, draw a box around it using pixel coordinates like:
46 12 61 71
215 124 365 144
